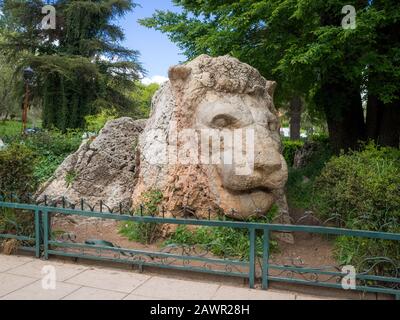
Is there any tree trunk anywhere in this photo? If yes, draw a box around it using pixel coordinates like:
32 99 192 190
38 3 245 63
366 94 380 141
316 78 366 154
289 96 302 140
366 94 400 148
377 101 400 148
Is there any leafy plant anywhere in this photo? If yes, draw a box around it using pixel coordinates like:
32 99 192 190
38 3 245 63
282 139 304 167
164 207 279 260
314 143 400 277
119 190 164 244
84 109 118 133
65 170 77 187
286 137 332 209
0 143 38 196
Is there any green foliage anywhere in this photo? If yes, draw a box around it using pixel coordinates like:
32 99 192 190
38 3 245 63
286 137 333 209
282 139 304 167
315 143 400 225
0 207 35 237
119 190 164 244
0 55 18 119
23 129 82 157
164 207 278 261
85 109 118 133
0 120 23 137
2 129 82 184
314 143 400 276
130 82 160 118
140 0 400 150
1 0 144 130
65 170 77 188
0 143 37 195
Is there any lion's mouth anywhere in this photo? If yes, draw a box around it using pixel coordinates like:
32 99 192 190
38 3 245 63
226 186 272 195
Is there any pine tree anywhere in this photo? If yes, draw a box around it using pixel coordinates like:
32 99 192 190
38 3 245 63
0 0 143 130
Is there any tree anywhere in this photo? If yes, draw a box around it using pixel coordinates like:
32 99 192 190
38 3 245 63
0 0 144 131
0 54 19 120
131 82 160 118
140 0 400 151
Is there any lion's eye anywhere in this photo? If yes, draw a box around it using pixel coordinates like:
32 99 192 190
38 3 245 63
211 115 238 128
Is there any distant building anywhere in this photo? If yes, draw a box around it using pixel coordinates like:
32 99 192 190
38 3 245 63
280 127 307 139
280 128 290 138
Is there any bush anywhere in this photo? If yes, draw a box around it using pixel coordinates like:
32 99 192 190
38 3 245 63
164 207 278 260
23 130 81 183
314 143 400 276
282 139 304 167
0 143 38 196
119 190 163 244
0 144 37 248
286 137 333 209
315 143 400 226
24 129 82 157
0 120 23 137
85 109 117 133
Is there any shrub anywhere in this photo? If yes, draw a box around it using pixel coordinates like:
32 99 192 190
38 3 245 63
164 207 279 260
0 120 23 137
0 144 37 248
85 109 117 133
0 143 38 196
24 129 82 157
119 190 163 244
25 130 81 183
282 139 304 167
286 137 333 209
314 143 400 277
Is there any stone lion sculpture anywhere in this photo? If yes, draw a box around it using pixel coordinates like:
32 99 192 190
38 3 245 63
39 54 289 225
134 55 288 220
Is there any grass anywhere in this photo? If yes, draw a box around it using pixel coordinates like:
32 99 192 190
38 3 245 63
0 120 23 137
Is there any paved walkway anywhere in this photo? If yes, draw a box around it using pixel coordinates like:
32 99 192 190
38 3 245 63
0 254 333 300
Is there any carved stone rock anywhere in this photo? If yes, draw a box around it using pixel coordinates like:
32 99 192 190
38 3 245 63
38 117 146 210
134 55 289 220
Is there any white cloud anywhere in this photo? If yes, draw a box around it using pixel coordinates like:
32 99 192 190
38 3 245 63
141 75 169 85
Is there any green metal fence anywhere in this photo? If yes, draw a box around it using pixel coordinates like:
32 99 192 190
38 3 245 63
0 199 399 300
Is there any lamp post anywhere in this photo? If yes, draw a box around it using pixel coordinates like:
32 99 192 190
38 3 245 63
22 67 34 135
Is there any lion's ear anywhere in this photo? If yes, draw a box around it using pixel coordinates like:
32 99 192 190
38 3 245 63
168 65 192 82
266 81 277 99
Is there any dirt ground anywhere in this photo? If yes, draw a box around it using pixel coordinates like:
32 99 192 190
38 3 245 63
45 214 393 300
50 213 337 270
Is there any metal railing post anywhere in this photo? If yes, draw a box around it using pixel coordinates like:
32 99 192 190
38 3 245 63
262 228 270 290
249 228 256 289
34 209 41 258
42 210 49 260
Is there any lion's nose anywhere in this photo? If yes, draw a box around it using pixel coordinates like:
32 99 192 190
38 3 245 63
253 138 282 175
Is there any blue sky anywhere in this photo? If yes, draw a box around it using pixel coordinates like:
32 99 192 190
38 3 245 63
119 0 184 83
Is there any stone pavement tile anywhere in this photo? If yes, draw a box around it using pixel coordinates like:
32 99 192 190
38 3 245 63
0 273 37 297
123 294 160 300
296 295 340 300
7 259 88 281
212 286 295 300
0 255 35 273
66 268 150 293
1 280 80 300
62 287 126 300
132 276 220 300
